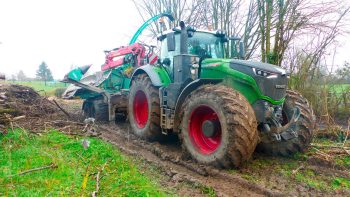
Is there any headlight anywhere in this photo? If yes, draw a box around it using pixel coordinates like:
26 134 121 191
252 68 278 78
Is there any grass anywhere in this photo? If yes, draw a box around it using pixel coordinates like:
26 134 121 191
2 80 67 96
335 156 350 168
199 185 216 197
232 138 350 193
328 84 350 93
294 169 328 190
0 128 167 196
332 177 350 190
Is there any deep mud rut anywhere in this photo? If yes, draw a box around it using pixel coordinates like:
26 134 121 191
56 98 349 196
2 83 348 196
98 122 280 197
98 121 350 196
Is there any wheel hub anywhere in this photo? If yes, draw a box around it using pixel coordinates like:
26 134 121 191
133 90 148 128
189 105 222 155
202 120 218 137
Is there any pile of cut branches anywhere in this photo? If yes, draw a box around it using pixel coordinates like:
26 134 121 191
0 83 92 135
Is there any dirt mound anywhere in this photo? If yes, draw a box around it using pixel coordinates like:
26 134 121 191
0 84 56 117
0 83 84 132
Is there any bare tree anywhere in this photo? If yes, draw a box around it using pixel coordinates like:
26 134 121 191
189 0 261 59
132 0 349 69
242 0 261 59
132 0 203 34
257 0 349 66
132 0 262 59
17 70 27 81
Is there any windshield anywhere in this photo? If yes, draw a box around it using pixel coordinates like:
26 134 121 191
159 31 225 78
160 31 225 61
188 32 225 59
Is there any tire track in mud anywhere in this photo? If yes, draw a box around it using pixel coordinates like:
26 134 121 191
98 122 283 197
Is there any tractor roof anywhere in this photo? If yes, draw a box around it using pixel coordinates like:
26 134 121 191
157 27 226 41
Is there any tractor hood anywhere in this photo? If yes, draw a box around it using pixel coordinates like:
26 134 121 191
229 59 287 76
228 59 289 101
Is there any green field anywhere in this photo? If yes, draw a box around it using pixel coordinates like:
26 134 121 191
2 80 67 96
0 129 167 196
328 84 350 93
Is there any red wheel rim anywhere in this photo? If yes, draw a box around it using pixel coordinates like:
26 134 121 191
188 105 222 154
133 90 148 128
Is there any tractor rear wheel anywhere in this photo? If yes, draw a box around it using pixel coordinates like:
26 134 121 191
180 85 258 168
256 90 315 156
82 99 108 121
128 74 162 141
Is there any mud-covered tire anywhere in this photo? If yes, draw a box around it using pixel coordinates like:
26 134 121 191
180 85 258 168
256 90 315 156
115 112 127 123
128 74 162 141
82 99 108 121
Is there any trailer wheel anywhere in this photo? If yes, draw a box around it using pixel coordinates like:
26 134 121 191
82 99 108 121
180 85 258 168
256 90 315 156
128 74 162 141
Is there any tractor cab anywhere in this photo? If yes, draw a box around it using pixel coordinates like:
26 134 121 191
158 29 226 70
158 28 245 81
159 30 226 59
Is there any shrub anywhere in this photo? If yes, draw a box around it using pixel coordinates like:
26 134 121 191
53 87 67 98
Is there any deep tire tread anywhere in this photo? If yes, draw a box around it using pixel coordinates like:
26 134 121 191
257 90 315 156
128 74 162 141
180 85 258 168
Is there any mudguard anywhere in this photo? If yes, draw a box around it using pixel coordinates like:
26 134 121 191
173 78 222 132
130 64 171 87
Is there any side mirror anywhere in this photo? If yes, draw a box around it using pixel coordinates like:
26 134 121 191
187 26 196 38
167 32 175 52
239 41 245 59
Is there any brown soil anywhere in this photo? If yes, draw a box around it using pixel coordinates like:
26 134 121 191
79 108 350 196
1 83 349 196
0 83 86 134
98 123 279 196
95 121 350 196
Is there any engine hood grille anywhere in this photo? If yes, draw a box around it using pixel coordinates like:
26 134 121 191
230 59 287 75
229 60 288 101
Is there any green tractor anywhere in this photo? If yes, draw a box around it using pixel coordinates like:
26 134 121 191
63 14 315 168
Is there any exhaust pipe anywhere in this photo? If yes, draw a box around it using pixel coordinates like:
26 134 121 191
179 21 188 54
172 21 192 84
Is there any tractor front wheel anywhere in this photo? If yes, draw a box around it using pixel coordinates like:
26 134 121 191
256 90 315 156
128 74 162 141
180 85 258 168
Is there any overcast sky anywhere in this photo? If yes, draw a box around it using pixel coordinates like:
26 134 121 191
0 0 349 80
0 0 142 79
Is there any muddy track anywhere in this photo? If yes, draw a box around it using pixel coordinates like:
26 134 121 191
98 122 282 196
55 98 349 196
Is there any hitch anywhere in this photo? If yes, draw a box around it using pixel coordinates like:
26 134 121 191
268 107 301 141
271 107 300 134
62 77 115 122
